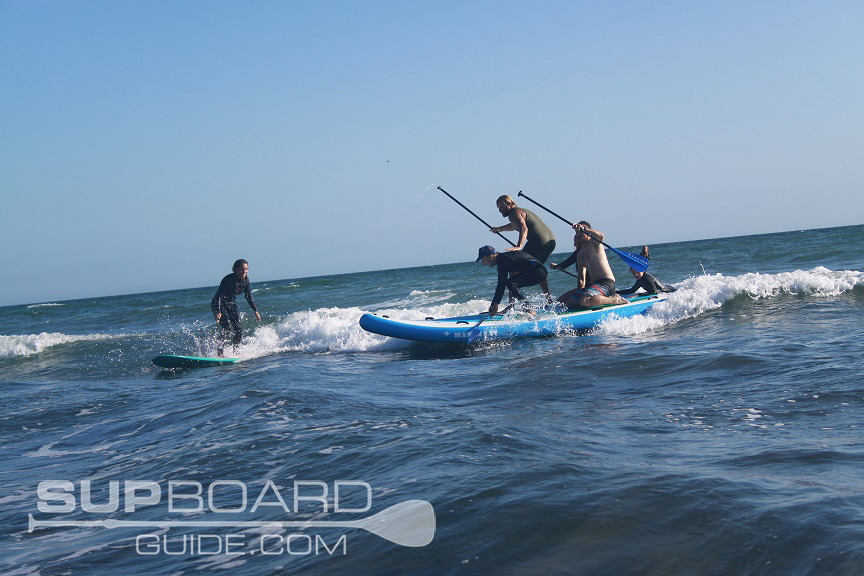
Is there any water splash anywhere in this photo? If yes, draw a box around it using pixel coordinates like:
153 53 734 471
599 267 863 337
231 298 489 355
0 333 121 359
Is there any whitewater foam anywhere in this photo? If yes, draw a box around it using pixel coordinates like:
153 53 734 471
231 299 489 355
599 267 863 337
0 332 120 359
375 289 458 309
201 268 863 355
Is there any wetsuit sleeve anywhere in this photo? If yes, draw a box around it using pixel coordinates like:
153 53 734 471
638 275 656 294
492 255 511 306
616 281 640 296
619 273 676 295
652 275 676 293
641 272 677 294
557 250 579 270
211 275 232 315
244 280 258 313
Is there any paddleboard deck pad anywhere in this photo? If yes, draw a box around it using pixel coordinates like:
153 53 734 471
359 294 666 343
152 354 240 369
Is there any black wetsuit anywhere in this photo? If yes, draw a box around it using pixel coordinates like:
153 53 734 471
492 251 548 306
556 249 579 271
211 273 258 353
555 248 592 285
616 272 676 296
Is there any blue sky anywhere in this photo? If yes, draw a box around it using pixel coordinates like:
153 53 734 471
1 1 862 306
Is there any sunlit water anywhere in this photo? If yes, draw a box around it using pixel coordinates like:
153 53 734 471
2 225 863 575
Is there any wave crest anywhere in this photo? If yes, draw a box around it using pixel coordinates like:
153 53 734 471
599 267 863 337
0 333 118 359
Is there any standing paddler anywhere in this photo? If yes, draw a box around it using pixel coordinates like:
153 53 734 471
489 195 556 299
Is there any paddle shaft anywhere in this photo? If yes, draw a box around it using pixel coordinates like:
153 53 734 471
437 186 579 279
517 191 649 272
437 186 515 247
517 190 612 247
517 190 618 252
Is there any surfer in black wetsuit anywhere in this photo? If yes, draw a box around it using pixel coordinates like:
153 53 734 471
476 245 548 316
616 268 677 296
211 259 261 356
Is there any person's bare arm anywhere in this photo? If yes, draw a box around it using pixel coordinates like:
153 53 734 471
490 222 517 233
574 223 604 244
506 209 529 250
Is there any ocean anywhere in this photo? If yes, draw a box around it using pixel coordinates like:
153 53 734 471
2 224 863 575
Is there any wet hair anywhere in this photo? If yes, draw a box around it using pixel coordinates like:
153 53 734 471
232 259 248 272
496 195 515 206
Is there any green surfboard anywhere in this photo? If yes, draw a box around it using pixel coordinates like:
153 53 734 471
152 354 239 369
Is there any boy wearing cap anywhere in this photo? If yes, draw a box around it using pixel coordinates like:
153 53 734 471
476 245 548 316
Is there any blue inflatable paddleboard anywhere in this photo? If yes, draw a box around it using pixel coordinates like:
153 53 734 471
359 294 665 343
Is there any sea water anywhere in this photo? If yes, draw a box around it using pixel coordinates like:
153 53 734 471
1 225 863 575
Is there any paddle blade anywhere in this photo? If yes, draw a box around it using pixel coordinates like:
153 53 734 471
362 500 436 547
466 314 488 343
612 248 650 272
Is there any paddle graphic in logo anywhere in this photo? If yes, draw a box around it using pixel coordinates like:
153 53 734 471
29 499 436 548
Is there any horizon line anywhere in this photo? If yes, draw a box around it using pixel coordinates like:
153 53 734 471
4 222 861 308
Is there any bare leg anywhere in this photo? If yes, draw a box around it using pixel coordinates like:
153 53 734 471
578 293 628 308
557 288 581 309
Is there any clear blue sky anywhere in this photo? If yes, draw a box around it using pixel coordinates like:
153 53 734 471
2 0 862 306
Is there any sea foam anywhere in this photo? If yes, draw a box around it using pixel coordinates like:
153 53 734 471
0 332 119 359
215 267 863 356
599 267 864 337
233 298 489 356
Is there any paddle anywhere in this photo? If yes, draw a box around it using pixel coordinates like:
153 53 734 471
29 499 436 548
517 191 649 272
467 314 489 343
436 186 579 279
437 186 518 249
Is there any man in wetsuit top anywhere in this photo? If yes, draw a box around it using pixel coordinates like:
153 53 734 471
557 221 628 310
489 195 556 298
211 259 261 356
616 268 677 296
476 245 548 316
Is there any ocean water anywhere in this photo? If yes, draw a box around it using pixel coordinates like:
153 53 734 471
2 224 863 575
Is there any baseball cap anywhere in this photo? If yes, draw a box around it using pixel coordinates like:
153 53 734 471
475 245 497 262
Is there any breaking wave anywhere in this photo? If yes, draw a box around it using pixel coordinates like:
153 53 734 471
167 267 864 358
0 333 120 359
230 299 488 356
599 267 863 337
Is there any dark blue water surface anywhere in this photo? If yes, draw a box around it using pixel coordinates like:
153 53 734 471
2 225 863 575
